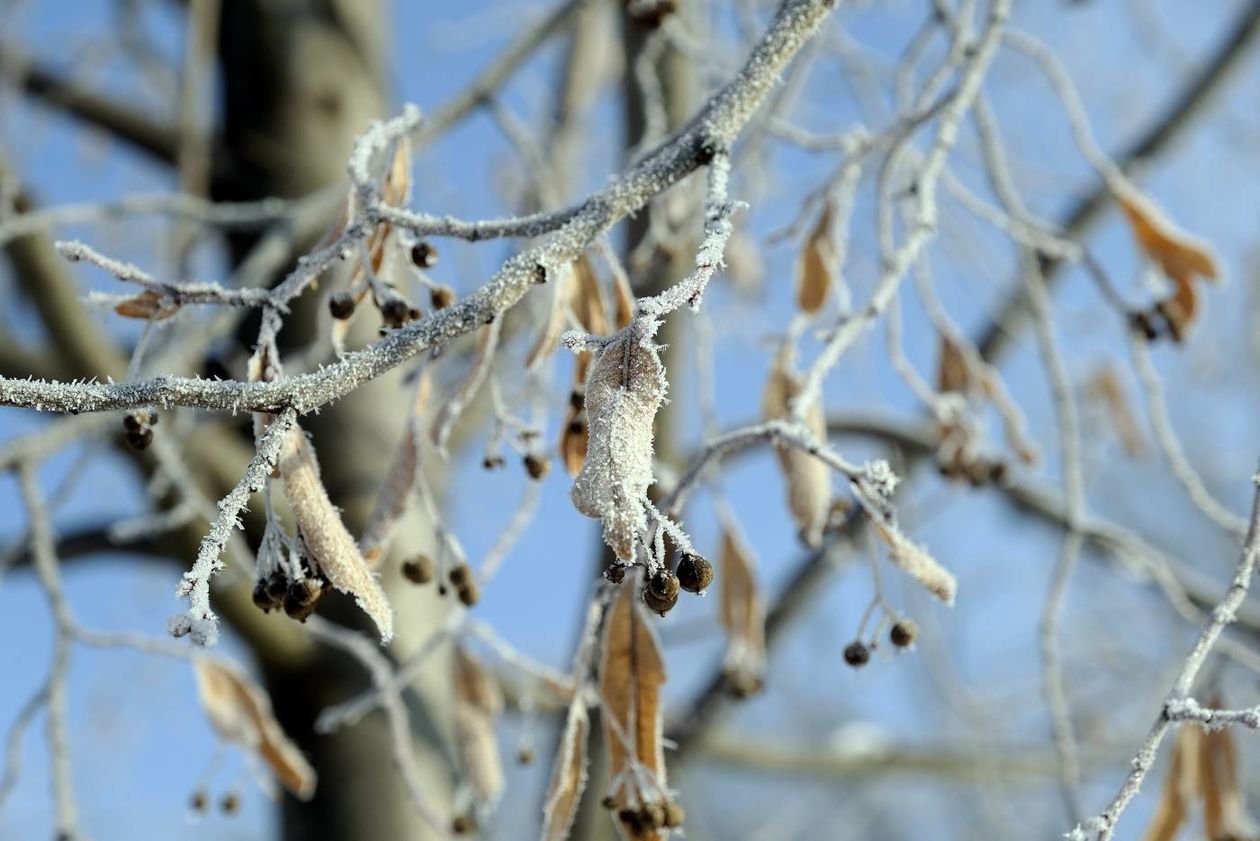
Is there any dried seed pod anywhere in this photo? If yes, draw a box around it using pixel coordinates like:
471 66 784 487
410 240 438 268
430 285 456 309
524 453 550 481
642 582 678 617
517 746 535 766
762 347 829 547
328 292 357 320
541 701 589 841
641 802 666 829
401 556 433 585
448 563 472 587
603 564 626 584
676 553 713 594
890 619 917 649
796 202 836 314
451 814 475 835
483 454 506 470
649 569 679 602
843 640 870 668
282 579 324 622
718 526 767 696
457 581 481 607
251 579 279 613
453 648 504 812
124 426 154 451
663 801 685 828
570 323 667 562
220 792 239 815
190 790 208 813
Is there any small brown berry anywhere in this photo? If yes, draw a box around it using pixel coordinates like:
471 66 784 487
430 286 456 309
448 563 472 587
125 427 154 451
523 453 550 481
890 619 918 648
641 802 666 829
407 306 421 322
283 579 323 622
1128 309 1158 342
252 579 277 613
516 746 534 765
457 581 480 607
265 571 289 603
381 297 409 328
643 570 679 616
603 564 626 584
601 795 617 810
451 813 475 834
843 640 870 668
220 792 239 815
190 790 208 812
618 808 643 832
328 291 357 320
122 413 142 432
401 556 433 585
566 418 585 435
663 801 685 828
482 454 505 470
676 553 713 594
410 240 438 268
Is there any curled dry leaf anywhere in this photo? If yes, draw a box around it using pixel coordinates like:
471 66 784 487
279 424 394 642
796 202 835 314
454 646 505 812
193 657 316 800
599 576 669 840
114 289 179 321
571 323 667 562
1143 725 1198 841
574 255 610 337
1117 188 1220 335
431 319 501 454
527 262 576 371
874 520 956 605
611 263 636 331
540 699 590 841
718 526 766 696
762 348 830 547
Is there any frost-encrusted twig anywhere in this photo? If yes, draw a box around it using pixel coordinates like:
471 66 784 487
0 0 841 418
171 408 297 646
1067 472 1260 841
1163 697 1260 731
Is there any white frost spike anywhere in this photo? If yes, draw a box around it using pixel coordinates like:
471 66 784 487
279 425 395 642
570 319 667 562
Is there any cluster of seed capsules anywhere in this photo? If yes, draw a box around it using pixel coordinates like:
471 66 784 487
843 619 917 669
326 240 456 330
604 552 714 617
401 556 480 607
604 795 686 835
251 569 329 622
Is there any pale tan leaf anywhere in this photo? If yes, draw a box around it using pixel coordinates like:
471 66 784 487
761 349 830 547
454 647 505 811
114 289 179 321
571 329 666 562
193 657 316 800
611 263 635 331
599 576 668 839
279 425 394 642
359 429 417 568
573 255 610 336
527 265 576 370
1086 365 1145 458
796 203 835 314
874 521 956 605
1198 696 1260 841
718 526 766 696
936 335 972 395
430 319 501 454
561 411 588 479
1143 725 1200 841
541 700 589 841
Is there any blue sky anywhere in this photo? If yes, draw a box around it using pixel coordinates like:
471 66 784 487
2 1 1259 839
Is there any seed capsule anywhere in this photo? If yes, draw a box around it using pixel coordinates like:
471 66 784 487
283 578 324 622
843 640 871 668
457 581 480 607
523 453 550 481
328 292 357 320
410 240 438 268
401 556 433 585
890 619 918 648
448 563 471 587
381 298 410 328
676 553 713 594
663 801 686 828
220 792 239 815
430 286 456 309
603 564 626 584
643 570 680 616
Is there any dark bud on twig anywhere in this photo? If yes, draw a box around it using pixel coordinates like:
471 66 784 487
328 291 357 320
523 453 550 481
401 555 433 585
843 640 871 668
283 578 324 622
409 240 438 268
430 285 456 309
695 135 721 165
890 619 918 649
643 569 680 616
676 553 713 594
603 563 626 584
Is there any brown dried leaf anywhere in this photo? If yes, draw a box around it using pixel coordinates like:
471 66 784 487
279 425 394 642
936 335 972 395
718 526 766 694
611 263 635 331
1143 725 1199 841
541 700 589 841
431 319 501 454
599 577 668 840
561 413 588 479
1086 365 1145 458
114 289 178 321
571 328 666 562
454 647 505 811
1118 188 1219 334
761 349 830 547
193 657 316 800
796 203 835 314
